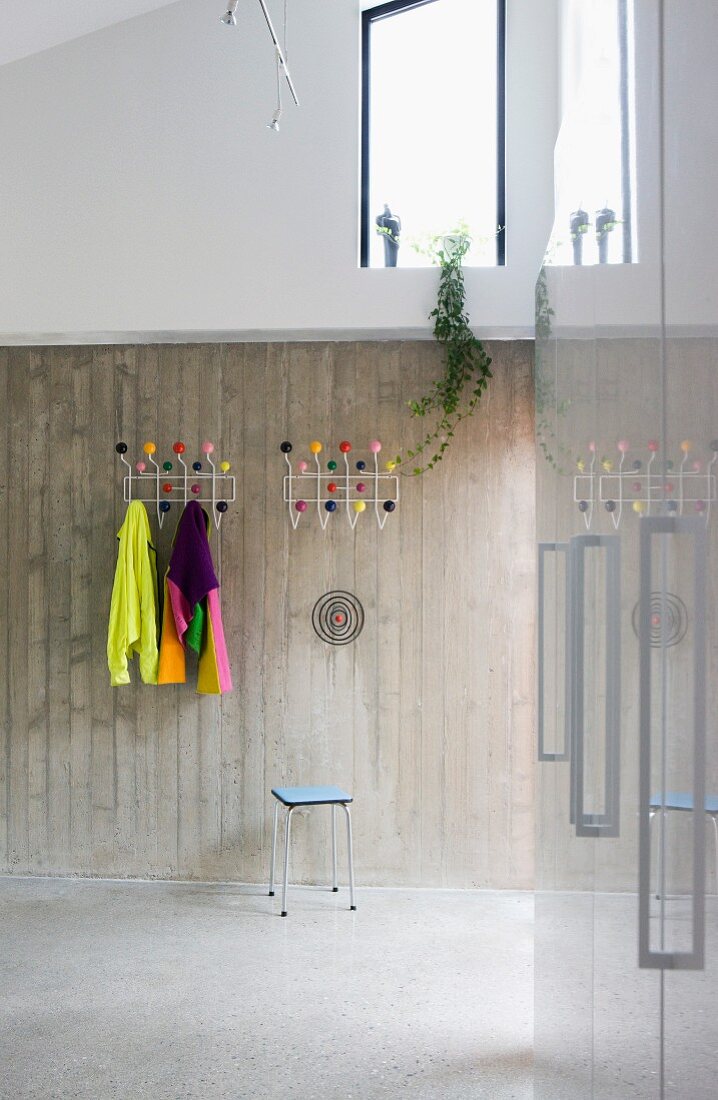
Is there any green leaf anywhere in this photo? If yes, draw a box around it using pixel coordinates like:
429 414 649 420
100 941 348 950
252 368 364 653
392 220 497 475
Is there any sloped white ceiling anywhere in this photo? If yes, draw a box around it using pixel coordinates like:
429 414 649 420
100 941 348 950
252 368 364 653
0 0 183 67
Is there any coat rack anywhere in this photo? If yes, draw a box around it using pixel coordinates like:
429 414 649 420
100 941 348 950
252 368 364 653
281 439 399 530
115 441 236 530
573 439 718 529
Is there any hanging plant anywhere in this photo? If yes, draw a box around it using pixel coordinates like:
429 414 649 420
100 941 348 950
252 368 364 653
535 250 575 475
393 226 493 475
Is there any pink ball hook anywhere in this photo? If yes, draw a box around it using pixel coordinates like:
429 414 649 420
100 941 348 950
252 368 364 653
202 441 215 455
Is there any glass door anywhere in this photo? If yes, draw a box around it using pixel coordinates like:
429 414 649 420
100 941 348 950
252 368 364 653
534 0 661 1090
659 2 718 1094
533 1 718 1094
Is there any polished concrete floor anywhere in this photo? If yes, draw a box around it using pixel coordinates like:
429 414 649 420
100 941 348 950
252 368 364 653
0 878 534 1100
534 892 718 1100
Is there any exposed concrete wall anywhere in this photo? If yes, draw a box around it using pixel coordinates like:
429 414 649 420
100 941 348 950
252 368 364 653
0 339 536 888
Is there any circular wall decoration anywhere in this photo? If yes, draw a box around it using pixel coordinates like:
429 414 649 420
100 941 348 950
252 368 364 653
631 592 688 648
312 591 365 646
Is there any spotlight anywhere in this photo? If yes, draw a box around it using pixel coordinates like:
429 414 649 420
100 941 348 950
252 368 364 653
220 2 238 26
267 108 282 132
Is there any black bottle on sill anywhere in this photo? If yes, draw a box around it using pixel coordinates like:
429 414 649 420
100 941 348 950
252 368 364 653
570 207 590 265
376 204 401 267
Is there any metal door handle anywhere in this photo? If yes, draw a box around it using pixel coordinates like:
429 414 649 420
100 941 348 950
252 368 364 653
638 516 706 970
569 534 621 838
538 542 571 762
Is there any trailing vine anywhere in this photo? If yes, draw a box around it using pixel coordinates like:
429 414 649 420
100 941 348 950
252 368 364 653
534 255 575 475
393 230 493 475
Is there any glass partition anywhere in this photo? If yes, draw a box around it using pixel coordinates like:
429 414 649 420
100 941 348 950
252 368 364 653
535 1 717 1095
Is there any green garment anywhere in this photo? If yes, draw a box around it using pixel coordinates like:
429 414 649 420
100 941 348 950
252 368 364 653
185 600 205 656
107 500 159 687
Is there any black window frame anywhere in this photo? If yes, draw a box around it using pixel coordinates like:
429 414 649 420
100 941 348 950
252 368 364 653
360 0 507 268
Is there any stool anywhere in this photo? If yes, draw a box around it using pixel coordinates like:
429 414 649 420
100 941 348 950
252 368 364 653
650 791 718 897
269 786 356 916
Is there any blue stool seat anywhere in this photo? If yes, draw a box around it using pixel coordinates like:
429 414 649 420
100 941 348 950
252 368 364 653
271 785 353 807
269 785 356 916
650 792 718 814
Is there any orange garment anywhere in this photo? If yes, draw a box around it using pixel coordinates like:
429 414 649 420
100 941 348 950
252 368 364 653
157 570 186 684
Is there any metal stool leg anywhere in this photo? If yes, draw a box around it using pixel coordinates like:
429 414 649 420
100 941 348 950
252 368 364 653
331 805 338 892
281 807 295 917
656 808 667 900
342 803 356 911
650 808 668 900
710 813 718 896
269 800 279 897
649 810 658 898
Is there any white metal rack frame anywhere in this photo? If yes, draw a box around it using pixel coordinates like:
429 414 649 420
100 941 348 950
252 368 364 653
115 441 236 530
280 439 399 530
573 440 718 529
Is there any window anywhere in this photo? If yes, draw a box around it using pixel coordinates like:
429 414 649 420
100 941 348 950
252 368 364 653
361 0 506 268
548 0 635 266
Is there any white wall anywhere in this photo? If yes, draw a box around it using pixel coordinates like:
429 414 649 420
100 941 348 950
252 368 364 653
0 0 558 342
0 0 180 67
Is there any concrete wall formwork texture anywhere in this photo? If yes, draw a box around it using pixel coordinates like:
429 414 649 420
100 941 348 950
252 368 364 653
0 339 536 889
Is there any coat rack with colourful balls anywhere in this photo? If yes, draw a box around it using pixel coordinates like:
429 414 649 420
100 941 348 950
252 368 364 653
573 438 718 530
281 440 400 530
116 440 235 530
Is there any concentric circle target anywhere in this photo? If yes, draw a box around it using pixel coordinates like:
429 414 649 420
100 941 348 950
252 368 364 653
312 591 365 646
631 592 688 648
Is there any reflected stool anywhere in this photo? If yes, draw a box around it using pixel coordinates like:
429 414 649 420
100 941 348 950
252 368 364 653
650 791 718 897
269 786 356 916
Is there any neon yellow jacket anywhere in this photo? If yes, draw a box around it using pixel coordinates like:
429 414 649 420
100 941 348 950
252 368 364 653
107 501 159 686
